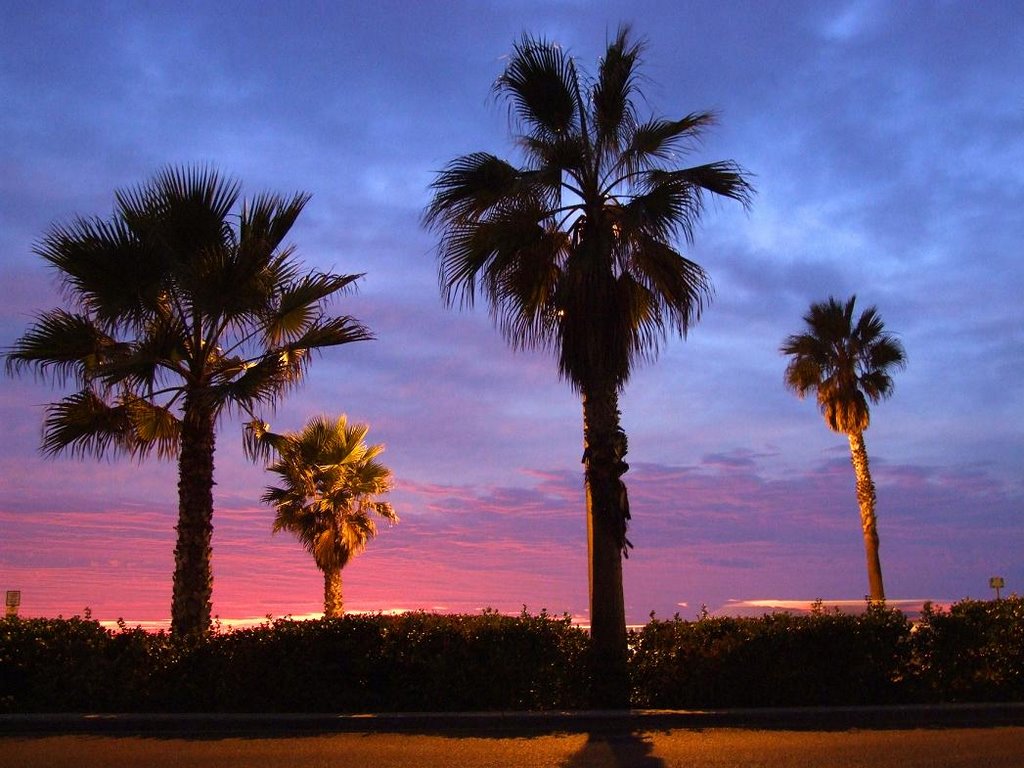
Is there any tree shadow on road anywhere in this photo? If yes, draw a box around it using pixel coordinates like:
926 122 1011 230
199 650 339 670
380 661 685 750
561 729 664 768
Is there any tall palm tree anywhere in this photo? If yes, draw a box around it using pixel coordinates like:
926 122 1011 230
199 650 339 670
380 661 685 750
5 165 372 636
781 295 906 602
424 26 752 705
259 415 396 617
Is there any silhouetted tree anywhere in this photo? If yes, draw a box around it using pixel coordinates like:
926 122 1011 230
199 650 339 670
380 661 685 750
781 295 906 601
6 166 372 635
424 26 752 705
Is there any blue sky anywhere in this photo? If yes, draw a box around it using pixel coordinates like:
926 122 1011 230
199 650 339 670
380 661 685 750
1 1 1021 626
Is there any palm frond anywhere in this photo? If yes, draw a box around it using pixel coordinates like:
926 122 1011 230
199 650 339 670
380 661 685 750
520 136 587 179
619 235 711 335
207 192 312 319
616 112 715 176
371 501 398 523
264 486 299 515
103 313 188 389
339 513 377 556
117 164 240 238
677 162 755 205
125 396 180 459
437 201 560 311
264 272 363 345
34 216 161 328
593 24 643 156
425 153 525 227
621 175 705 243
40 389 141 458
283 315 375 354
821 387 870 433
489 229 566 350
5 309 128 386
859 370 896 402
640 164 753 243
782 352 822 398
243 419 280 463
239 191 311 257
866 338 907 374
496 33 579 140
615 272 665 362
224 314 373 408
214 354 289 408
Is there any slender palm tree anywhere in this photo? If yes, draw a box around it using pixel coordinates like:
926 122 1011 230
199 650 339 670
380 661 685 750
5 165 372 636
259 415 396 617
424 26 752 705
781 295 906 602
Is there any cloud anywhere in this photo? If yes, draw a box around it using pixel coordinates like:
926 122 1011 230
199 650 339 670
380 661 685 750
5 444 1019 626
1 2 1020 630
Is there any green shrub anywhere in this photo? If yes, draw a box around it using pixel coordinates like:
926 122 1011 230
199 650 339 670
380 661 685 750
2 599 1021 712
1 610 588 713
155 610 589 712
629 603 913 707
911 596 1024 702
0 615 172 712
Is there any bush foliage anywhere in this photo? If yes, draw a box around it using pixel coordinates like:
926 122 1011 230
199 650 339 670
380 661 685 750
1 609 588 713
1 598 1021 713
630 601 913 707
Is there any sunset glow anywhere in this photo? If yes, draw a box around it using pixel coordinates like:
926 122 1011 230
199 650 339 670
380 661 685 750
2 3 1021 629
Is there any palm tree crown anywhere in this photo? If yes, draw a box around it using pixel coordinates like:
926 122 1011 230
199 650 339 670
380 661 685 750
6 165 372 635
425 25 753 392
260 415 397 617
781 295 906 434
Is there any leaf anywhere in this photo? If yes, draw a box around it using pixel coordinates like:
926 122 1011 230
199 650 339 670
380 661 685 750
126 397 180 459
41 389 139 458
6 309 128 386
265 272 363 345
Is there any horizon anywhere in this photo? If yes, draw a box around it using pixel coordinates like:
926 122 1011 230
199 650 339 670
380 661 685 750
51 598 960 634
2 2 1021 628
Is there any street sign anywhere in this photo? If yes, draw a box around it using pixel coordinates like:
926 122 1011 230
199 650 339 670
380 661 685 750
5 590 20 618
989 577 1005 600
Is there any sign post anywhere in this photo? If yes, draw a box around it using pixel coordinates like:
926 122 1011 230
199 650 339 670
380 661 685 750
989 577 1005 601
5 590 20 618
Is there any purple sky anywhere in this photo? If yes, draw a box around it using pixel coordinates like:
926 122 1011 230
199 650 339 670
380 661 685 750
2 1 1022 627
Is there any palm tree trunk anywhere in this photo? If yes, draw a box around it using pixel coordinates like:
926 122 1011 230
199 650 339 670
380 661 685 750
581 381 630 708
171 398 216 637
848 431 885 602
324 566 343 618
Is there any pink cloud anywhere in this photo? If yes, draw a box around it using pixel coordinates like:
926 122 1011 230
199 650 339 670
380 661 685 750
2 440 1020 627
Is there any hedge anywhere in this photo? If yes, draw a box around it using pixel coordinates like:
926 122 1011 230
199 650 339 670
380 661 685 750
1 598 1021 712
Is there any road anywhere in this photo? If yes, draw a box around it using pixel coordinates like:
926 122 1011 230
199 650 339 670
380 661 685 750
1 727 1023 768
2 708 1022 768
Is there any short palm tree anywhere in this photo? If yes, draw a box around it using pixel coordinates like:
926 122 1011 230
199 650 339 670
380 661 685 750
5 166 372 636
781 295 906 602
424 26 752 705
259 415 396 617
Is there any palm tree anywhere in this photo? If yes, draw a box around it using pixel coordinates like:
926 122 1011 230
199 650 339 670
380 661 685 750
780 295 906 602
5 165 372 636
423 26 752 705
259 415 396 617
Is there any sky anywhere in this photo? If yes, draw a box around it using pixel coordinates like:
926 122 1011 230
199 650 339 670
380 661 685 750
1 1 1021 628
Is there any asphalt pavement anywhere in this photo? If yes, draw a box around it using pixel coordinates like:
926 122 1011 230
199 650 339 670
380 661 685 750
2 710 1024 768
